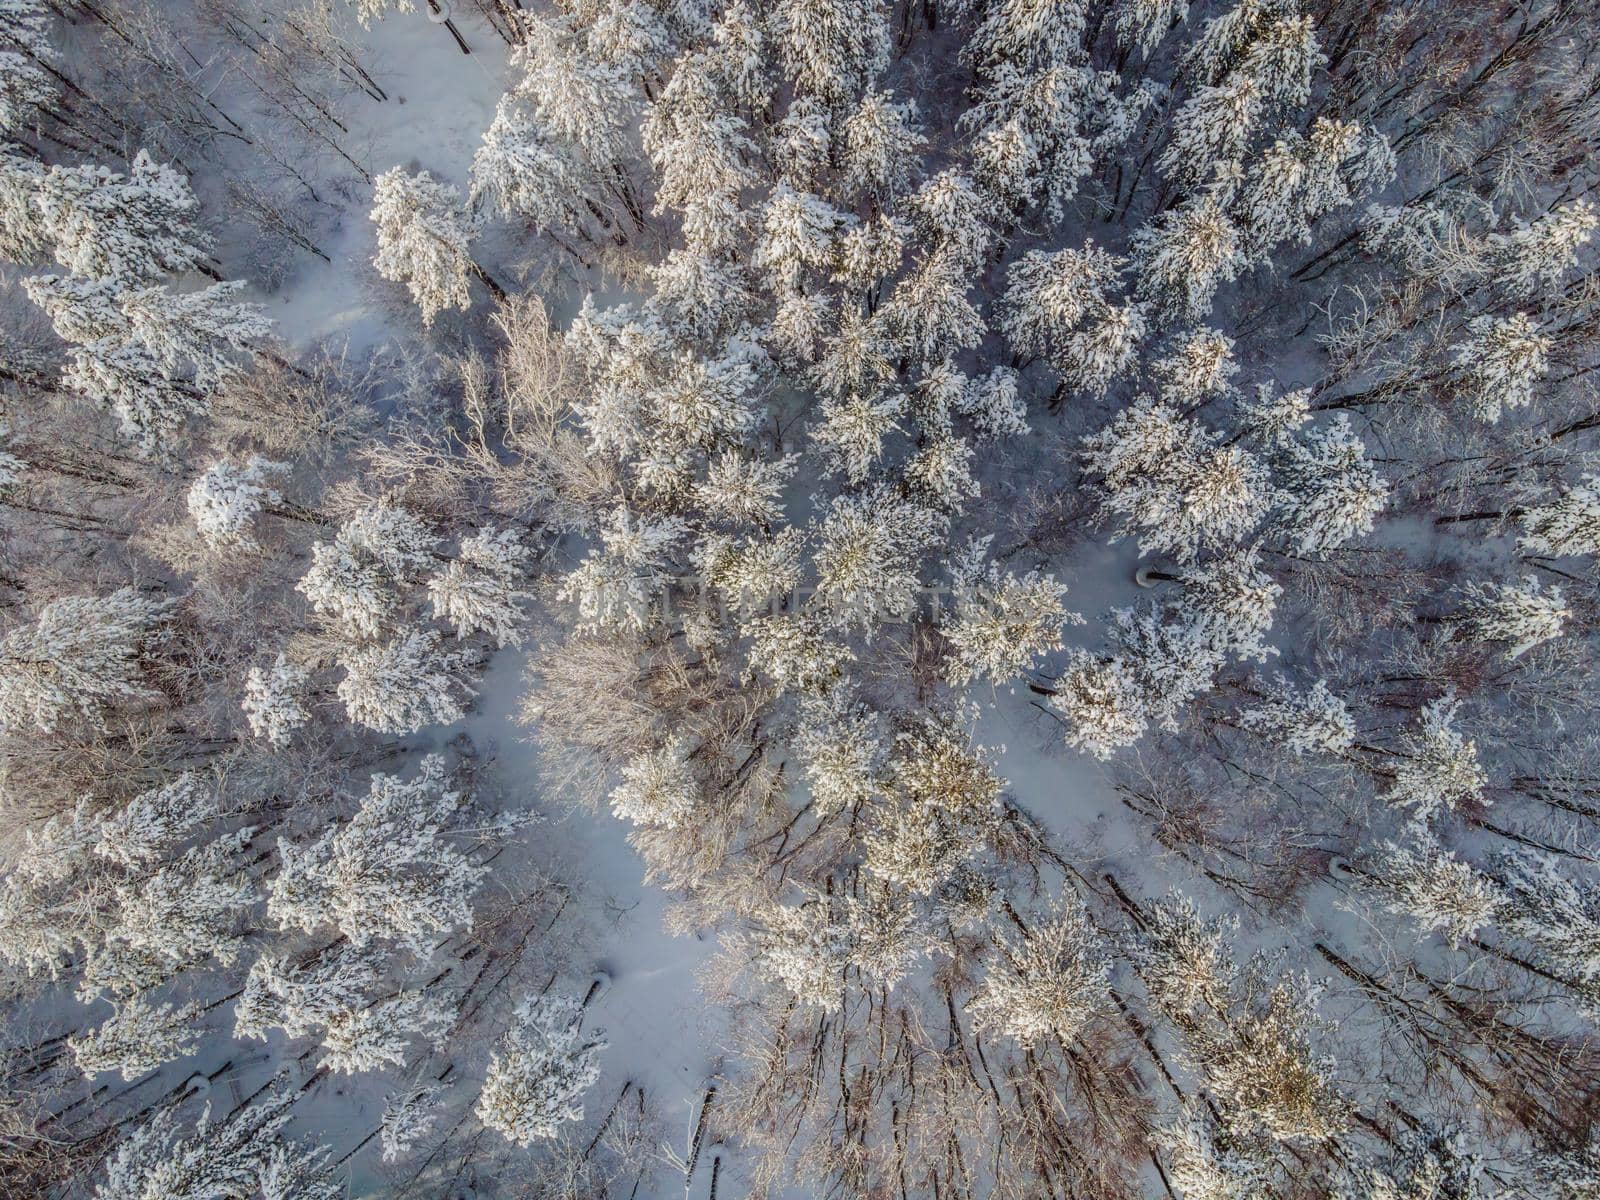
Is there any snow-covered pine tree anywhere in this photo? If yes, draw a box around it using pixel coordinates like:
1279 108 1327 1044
1356 835 1504 948
558 506 690 634
970 116 1043 218
0 588 173 732
1343 1125 1485 1200
772 96 833 188
1519 475 1600 558
1048 652 1149 759
766 0 889 109
296 501 437 639
610 736 700 828
1236 130 1310 259
1383 695 1486 827
1194 965 1349 1143
118 281 272 390
793 691 886 817
370 168 484 327
69 996 202 1080
1237 380 1310 444
1172 545 1281 662
21 271 127 344
471 98 588 235
863 710 1002 894
62 338 210 454
694 450 796 525
1131 195 1244 321
1154 1101 1270 1200
20 273 223 452
0 801 103 978
810 388 906 484
380 1082 442 1162
94 773 215 868
91 1087 336 1200
1128 892 1238 1018
581 0 674 78
955 364 1030 439
510 11 640 174
1159 73 1261 187
840 89 923 202
961 62 1147 222
752 184 852 292
30 151 211 286
1114 0 1191 58
234 943 381 1044
478 992 607 1146
1494 846 1600 1011
1081 396 1270 561
906 168 995 269
0 1 55 135
694 527 803 619
100 830 255 976
0 150 48 263
880 247 990 365
1487 198 1597 298
241 654 311 748
904 430 980 510
1271 414 1387 556
642 52 758 256
706 0 767 112
187 456 288 552
943 539 1081 685
968 895 1110 1044
961 0 1089 72
1235 117 1388 264
1455 575 1569 659
1454 312 1551 424
269 755 489 953
319 988 451 1075
811 487 944 630
1183 0 1324 110
1151 327 1237 406
1106 604 1226 733
1241 675 1355 756
428 526 533 648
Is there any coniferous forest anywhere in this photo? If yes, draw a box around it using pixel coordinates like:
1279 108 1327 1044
2 0 1600 1197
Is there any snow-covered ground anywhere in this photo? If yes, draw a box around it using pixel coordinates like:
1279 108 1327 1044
257 10 510 350
457 652 733 1198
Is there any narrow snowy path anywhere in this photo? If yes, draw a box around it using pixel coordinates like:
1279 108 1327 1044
240 8 507 351
461 652 733 1198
